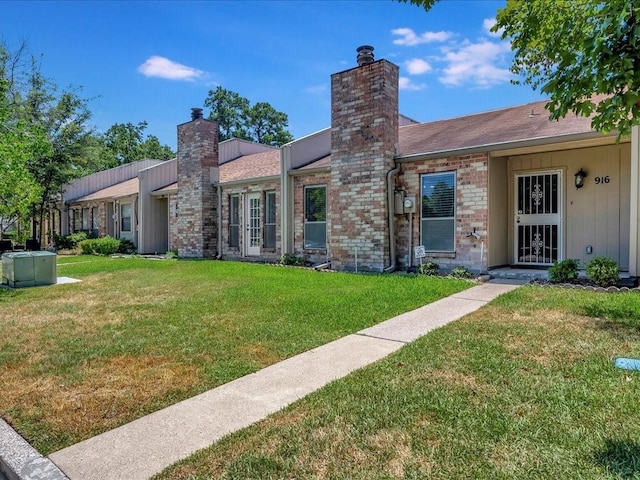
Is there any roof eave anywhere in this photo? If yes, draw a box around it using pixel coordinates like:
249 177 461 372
219 175 281 187
396 131 617 162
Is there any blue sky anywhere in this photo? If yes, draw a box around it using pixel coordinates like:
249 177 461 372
2 0 544 151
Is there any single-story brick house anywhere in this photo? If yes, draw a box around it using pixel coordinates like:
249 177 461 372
59 46 640 276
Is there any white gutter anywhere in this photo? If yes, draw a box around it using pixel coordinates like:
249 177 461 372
216 183 223 260
396 131 615 163
630 126 640 276
218 175 281 187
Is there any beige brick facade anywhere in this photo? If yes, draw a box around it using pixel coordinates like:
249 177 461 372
220 181 281 263
293 173 331 265
329 59 399 272
175 118 219 258
398 153 489 272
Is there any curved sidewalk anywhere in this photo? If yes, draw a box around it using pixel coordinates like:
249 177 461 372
42 281 520 480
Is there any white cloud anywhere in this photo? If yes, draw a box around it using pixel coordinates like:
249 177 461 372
399 76 426 91
483 18 504 37
438 40 512 87
405 58 432 75
392 27 452 46
138 56 204 81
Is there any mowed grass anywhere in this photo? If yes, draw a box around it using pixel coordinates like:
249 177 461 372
0 256 471 454
155 286 640 480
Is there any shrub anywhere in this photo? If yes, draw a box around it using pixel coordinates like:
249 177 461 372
54 232 88 250
586 257 619 287
418 261 439 276
449 266 473 279
548 259 579 284
280 253 308 267
117 239 137 254
79 236 121 256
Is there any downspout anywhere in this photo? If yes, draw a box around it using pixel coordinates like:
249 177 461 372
216 183 223 260
383 164 401 272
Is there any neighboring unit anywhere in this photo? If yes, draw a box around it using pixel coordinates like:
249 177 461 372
56 46 638 276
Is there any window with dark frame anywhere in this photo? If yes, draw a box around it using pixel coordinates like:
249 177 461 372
229 194 240 248
421 172 456 252
304 185 327 250
264 191 276 249
73 209 81 233
120 203 132 232
91 207 99 237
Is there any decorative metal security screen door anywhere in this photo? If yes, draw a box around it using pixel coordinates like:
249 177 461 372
514 171 562 265
245 193 261 256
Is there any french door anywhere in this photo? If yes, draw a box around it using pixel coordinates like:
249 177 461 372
514 171 562 265
245 193 261 256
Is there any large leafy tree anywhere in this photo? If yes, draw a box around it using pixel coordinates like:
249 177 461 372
204 86 293 146
401 0 640 137
0 41 92 241
494 0 640 137
102 121 174 165
0 78 48 238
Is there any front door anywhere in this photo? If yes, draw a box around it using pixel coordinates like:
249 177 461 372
245 193 261 256
514 171 562 265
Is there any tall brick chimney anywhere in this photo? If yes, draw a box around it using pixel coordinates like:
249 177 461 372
175 108 219 258
329 46 399 271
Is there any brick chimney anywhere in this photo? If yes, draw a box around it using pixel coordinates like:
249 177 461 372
175 108 219 258
329 46 399 271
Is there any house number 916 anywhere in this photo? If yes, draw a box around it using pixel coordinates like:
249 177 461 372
594 176 610 184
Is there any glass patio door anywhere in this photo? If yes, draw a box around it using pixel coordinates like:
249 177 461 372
245 193 261 256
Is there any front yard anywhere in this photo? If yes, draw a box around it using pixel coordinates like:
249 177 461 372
156 285 640 479
0 256 470 454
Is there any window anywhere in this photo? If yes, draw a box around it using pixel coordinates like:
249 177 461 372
91 207 99 237
120 203 132 232
81 208 90 231
421 172 456 252
229 194 240 248
304 185 326 249
73 209 81 233
264 191 276 248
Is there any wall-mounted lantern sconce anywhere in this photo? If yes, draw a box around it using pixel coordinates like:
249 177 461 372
574 168 587 189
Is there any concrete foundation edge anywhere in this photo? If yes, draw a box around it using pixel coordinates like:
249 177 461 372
0 419 68 480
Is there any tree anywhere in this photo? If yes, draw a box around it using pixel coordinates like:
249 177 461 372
204 86 250 141
400 0 639 137
203 87 293 146
102 121 175 165
1 41 94 241
494 0 640 137
0 78 47 238
246 102 294 146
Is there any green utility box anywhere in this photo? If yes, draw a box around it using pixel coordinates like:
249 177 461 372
1 251 57 288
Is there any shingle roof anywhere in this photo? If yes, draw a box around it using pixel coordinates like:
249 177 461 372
297 154 331 171
220 149 280 183
71 177 139 203
397 98 600 157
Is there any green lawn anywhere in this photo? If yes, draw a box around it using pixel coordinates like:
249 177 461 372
155 286 640 480
0 256 471 454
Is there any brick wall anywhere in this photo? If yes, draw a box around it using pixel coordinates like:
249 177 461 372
220 181 281 263
293 173 331 265
329 59 399 272
168 194 178 252
175 118 219 258
398 153 489 273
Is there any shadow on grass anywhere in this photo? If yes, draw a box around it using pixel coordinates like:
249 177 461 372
594 439 640 478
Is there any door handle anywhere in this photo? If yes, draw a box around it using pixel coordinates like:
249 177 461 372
516 215 520 224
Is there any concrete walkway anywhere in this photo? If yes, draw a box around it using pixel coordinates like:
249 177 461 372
47 281 520 480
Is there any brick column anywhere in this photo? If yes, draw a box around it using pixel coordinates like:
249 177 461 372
329 58 399 271
175 112 219 258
